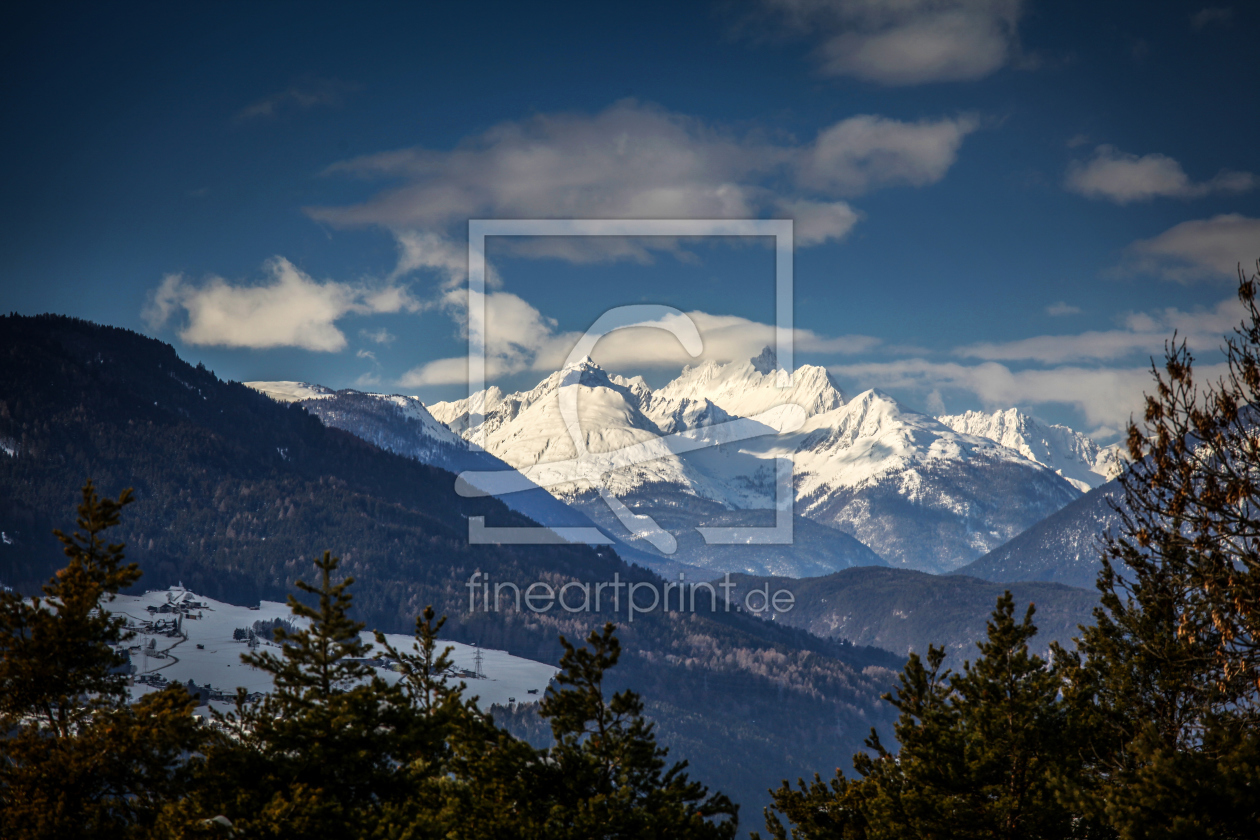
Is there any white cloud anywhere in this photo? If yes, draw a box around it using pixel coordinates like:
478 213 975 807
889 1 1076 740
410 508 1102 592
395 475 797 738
1045 302 1081 316
360 327 396 344
397 289 877 387
775 199 862 245
309 103 767 239
1125 214 1260 282
750 0 1025 85
956 296 1246 363
143 257 420 352
829 358 1171 428
1065 145 1254 204
798 114 980 195
829 291 1247 429
307 102 978 261
387 230 501 288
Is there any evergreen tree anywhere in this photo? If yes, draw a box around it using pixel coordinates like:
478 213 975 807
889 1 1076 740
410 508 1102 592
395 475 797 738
761 595 1084 840
1053 493 1260 836
534 622 738 840
759 772 870 840
0 481 203 839
190 551 413 839
368 606 523 840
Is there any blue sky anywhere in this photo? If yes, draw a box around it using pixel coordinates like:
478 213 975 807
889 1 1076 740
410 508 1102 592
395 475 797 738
3 0 1258 440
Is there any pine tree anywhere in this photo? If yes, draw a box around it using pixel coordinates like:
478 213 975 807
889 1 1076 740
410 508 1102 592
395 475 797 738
0 481 203 839
761 595 1085 840
758 772 870 840
534 622 738 840
368 606 518 839
1054 491 1260 836
190 551 413 839
945 595 1078 839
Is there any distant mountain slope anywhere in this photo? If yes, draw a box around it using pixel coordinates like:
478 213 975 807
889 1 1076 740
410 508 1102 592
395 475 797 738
570 484 887 578
724 566 1099 667
245 384 609 538
937 408 1123 492
952 479 1126 589
784 390 1082 572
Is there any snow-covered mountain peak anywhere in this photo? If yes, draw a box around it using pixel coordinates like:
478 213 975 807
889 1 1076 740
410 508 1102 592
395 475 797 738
653 351 845 420
441 360 732 500
609 373 652 407
427 386 504 436
647 396 735 435
789 389 1022 486
936 408 1123 492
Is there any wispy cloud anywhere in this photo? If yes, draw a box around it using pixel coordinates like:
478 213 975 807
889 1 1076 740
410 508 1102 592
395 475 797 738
306 101 980 263
744 0 1026 85
829 291 1248 430
1045 302 1081 316
956 296 1245 363
1124 214 1260 282
830 358 1159 428
1066 145 1254 204
359 327 396 345
143 258 420 351
235 78 359 122
796 113 981 195
398 288 878 387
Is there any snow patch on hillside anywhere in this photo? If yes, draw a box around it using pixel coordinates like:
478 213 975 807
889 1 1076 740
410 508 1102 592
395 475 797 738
114 587 556 713
246 381 335 402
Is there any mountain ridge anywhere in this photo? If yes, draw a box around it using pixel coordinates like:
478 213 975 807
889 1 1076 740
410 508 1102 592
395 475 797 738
431 354 1082 573
937 408 1123 492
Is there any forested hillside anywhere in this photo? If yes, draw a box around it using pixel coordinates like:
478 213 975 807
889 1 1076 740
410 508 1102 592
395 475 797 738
721 567 1098 667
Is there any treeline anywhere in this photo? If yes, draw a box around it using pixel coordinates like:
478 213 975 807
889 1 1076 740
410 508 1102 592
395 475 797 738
0 483 737 838
758 266 1260 839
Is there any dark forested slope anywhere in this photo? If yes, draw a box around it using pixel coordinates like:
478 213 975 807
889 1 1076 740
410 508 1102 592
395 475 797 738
722 566 1098 667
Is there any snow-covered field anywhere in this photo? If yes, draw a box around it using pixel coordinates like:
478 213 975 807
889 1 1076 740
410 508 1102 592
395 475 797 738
112 586 557 714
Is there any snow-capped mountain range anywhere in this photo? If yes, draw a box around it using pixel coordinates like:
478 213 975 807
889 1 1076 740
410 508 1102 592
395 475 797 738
936 409 1123 493
250 350 1117 577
